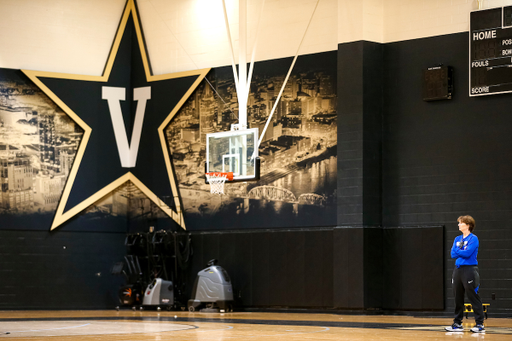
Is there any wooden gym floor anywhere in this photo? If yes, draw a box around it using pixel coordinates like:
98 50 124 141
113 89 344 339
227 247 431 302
0 310 511 340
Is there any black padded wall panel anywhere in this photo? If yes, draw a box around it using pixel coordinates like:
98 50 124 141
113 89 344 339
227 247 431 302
188 227 442 311
0 230 126 309
251 232 271 306
283 232 306 306
332 227 383 310
333 227 364 308
382 226 444 310
382 228 401 309
364 227 383 308
189 229 334 309
304 230 334 307
232 233 253 305
268 232 289 305
401 229 424 309
422 227 444 309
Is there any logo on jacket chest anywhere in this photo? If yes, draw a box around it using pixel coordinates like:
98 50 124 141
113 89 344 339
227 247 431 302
457 240 468 250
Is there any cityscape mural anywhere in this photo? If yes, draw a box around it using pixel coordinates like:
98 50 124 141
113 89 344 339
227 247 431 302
0 69 82 215
167 51 337 230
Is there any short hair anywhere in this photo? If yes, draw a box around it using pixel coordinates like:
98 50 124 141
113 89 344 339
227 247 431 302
458 215 476 232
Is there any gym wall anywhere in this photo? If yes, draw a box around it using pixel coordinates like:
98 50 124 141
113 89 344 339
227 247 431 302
383 31 512 316
0 0 511 315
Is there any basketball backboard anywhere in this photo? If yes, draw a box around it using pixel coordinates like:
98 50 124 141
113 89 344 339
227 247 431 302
206 128 259 182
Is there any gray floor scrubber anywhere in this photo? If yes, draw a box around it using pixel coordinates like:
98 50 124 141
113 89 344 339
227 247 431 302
142 278 174 310
188 259 234 312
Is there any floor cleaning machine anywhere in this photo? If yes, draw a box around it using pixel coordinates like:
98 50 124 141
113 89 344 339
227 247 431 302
188 259 234 312
142 278 174 310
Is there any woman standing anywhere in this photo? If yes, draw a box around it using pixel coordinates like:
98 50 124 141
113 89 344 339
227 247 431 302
445 215 485 333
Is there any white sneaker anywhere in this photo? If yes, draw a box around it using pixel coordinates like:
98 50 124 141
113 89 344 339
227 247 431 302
445 323 464 332
470 324 485 333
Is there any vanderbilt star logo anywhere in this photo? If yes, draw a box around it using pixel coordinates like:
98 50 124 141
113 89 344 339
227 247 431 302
22 0 209 230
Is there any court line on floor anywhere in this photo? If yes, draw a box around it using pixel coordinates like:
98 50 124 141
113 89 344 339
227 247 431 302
0 321 199 337
4 323 91 334
196 325 234 332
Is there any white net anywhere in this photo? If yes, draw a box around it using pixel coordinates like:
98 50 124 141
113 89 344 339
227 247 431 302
206 173 228 195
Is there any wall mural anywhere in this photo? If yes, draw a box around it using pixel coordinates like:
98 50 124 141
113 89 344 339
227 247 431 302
0 69 82 214
0 0 336 232
167 52 337 230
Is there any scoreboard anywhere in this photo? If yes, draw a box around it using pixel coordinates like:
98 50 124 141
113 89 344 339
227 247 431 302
470 6 512 96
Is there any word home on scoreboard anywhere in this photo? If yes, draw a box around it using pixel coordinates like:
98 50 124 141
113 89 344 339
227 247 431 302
470 6 512 96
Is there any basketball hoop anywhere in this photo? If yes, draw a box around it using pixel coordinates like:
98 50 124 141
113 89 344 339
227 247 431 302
205 172 234 195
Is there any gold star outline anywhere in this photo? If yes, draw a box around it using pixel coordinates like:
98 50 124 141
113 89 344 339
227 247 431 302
22 0 209 230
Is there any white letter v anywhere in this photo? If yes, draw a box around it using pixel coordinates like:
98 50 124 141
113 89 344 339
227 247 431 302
102 86 151 168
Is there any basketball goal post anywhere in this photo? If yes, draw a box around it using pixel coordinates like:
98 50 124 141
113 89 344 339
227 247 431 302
205 0 319 194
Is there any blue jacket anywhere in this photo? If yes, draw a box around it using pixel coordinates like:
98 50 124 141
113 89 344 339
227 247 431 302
451 233 479 268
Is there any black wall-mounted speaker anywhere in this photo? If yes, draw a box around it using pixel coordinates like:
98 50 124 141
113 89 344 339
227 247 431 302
423 66 453 101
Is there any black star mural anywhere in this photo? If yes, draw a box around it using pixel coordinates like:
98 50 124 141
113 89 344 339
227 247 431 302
23 0 208 230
